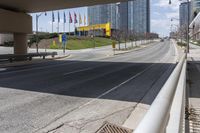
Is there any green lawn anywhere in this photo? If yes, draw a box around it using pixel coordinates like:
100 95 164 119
50 36 115 50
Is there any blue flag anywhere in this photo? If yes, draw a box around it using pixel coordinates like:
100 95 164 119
58 11 60 23
64 12 66 23
52 11 55 22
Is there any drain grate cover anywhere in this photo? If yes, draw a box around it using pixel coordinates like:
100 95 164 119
96 121 133 133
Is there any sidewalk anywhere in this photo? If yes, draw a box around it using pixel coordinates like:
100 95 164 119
187 47 200 133
0 40 158 68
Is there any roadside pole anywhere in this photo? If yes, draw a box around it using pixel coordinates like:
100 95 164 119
62 33 67 54
112 41 116 55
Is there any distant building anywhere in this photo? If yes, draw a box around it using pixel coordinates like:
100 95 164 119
192 0 200 18
0 34 13 45
189 12 200 40
88 4 117 29
127 0 150 33
170 32 177 39
119 2 128 31
179 2 192 28
88 0 150 33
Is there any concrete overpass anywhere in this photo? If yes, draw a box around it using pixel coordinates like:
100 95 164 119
0 0 128 55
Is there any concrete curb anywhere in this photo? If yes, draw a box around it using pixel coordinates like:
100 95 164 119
110 42 155 57
48 54 71 60
122 40 178 130
0 54 70 68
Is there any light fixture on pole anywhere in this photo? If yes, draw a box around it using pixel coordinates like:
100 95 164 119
169 0 190 53
36 12 47 53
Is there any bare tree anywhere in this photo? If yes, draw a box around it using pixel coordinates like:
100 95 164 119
112 29 123 50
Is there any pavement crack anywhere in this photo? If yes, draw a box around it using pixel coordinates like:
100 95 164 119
46 123 64 133
76 106 136 130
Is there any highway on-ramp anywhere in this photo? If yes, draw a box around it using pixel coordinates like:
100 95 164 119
0 40 177 133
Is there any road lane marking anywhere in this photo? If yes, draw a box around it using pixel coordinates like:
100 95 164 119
77 63 155 109
63 67 93 76
0 68 6 71
0 61 79 75
33 42 172 132
34 64 155 133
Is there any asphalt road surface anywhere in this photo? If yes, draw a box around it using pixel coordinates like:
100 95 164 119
0 40 177 133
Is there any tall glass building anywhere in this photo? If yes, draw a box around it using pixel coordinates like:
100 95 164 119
179 2 192 27
88 0 150 33
130 0 150 33
88 4 116 29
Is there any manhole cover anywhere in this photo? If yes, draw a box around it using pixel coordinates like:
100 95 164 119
96 121 133 133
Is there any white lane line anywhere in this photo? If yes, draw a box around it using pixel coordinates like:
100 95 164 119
0 61 78 75
77 63 155 109
63 67 94 76
0 68 6 71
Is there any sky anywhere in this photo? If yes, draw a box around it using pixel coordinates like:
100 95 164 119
31 0 183 37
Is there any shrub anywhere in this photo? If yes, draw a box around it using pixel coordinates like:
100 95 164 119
3 41 14 47
50 42 59 49
177 42 186 47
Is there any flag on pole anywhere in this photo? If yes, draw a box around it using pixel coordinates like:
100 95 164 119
52 11 55 22
64 12 66 23
79 13 82 25
74 12 78 24
84 14 86 25
69 12 73 23
58 11 60 23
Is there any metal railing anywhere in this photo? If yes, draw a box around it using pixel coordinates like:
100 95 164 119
134 54 186 133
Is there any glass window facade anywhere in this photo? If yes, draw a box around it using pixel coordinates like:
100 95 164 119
88 0 150 33
179 2 192 27
88 4 116 29
128 0 150 33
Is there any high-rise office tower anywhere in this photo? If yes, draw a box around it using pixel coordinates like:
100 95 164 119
88 4 116 29
88 0 150 33
129 0 150 33
179 2 192 27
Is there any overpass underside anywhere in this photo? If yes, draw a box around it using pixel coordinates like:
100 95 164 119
0 0 128 55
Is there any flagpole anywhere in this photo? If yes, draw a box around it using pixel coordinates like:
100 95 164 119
52 11 54 33
52 21 53 33
57 11 59 33
58 22 59 33
63 22 65 33
69 12 71 36
63 12 66 33
74 12 76 36
74 23 76 36
69 22 70 36
63 18 64 33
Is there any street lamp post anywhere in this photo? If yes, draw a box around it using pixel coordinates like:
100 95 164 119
116 2 121 50
169 0 190 53
36 12 47 53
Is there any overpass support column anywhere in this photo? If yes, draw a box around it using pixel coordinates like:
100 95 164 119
14 33 27 55
0 8 32 55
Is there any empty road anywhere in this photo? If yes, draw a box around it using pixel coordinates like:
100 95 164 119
0 40 177 133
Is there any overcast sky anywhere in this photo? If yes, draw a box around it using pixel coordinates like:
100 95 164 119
31 0 182 37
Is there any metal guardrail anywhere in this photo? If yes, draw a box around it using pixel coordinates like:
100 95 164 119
134 54 186 133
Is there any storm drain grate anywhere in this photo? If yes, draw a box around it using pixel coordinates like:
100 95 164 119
96 121 133 133
189 108 200 133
